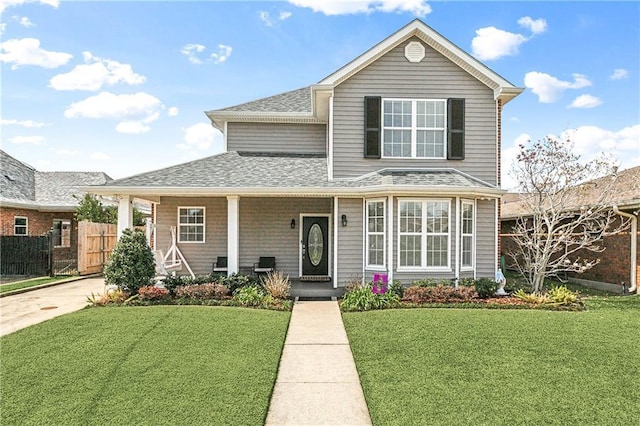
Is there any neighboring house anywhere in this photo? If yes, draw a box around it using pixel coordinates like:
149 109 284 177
501 166 640 293
90 20 523 288
0 150 112 270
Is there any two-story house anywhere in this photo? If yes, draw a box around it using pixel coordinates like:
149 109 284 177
91 19 523 289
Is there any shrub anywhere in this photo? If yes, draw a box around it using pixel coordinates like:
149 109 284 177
262 271 290 300
513 289 549 304
387 280 405 298
344 275 364 293
233 286 266 307
175 283 229 300
137 286 170 301
547 285 579 304
459 277 476 287
87 289 129 306
221 273 261 294
412 278 452 288
474 278 498 298
340 285 399 311
402 286 475 304
103 229 155 294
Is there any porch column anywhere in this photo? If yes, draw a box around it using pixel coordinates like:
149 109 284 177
117 195 133 238
227 196 239 275
387 195 393 283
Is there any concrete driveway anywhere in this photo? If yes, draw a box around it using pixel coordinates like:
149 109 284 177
0 277 106 336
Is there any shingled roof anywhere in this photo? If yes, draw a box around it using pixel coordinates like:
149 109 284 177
501 166 640 219
213 86 312 113
0 150 112 210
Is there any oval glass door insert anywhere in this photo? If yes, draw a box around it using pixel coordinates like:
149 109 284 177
308 223 323 266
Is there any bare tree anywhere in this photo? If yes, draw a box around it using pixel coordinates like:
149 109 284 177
508 136 628 293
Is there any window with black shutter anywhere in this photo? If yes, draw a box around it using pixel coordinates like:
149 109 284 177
364 96 381 158
447 98 465 160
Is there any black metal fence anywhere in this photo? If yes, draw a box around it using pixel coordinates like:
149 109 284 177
0 234 53 277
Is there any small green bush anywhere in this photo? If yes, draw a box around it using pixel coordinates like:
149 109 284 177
387 280 405 298
223 273 262 294
474 278 498 298
103 229 155 293
340 285 399 311
547 285 579 304
233 286 266 307
412 278 452 287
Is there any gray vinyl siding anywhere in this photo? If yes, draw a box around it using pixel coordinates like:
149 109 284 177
475 199 497 278
336 198 363 287
155 197 227 276
227 122 326 154
332 37 497 184
239 197 332 278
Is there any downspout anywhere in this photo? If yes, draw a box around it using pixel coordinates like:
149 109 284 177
613 206 637 293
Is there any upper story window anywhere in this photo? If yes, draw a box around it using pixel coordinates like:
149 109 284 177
382 99 446 158
53 219 71 247
178 207 205 243
14 216 27 235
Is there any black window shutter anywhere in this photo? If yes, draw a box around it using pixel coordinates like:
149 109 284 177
364 96 381 159
447 98 465 160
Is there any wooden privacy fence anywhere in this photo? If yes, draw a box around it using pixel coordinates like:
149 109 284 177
77 221 117 275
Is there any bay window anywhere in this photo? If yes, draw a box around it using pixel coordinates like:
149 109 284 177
366 200 386 268
399 200 450 269
461 201 474 269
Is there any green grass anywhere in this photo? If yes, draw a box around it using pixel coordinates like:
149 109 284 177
1 306 291 425
0 276 77 294
343 296 640 425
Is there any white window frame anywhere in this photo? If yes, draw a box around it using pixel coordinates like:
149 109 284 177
460 199 475 270
14 216 28 235
382 98 447 159
177 207 206 243
397 199 451 272
366 199 386 270
52 218 71 248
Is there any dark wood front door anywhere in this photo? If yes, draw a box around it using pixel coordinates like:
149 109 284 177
302 216 329 276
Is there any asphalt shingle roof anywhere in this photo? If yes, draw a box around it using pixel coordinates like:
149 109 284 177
1 150 112 208
210 86 312 114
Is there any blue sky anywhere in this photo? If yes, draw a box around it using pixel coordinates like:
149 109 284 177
2 0 638 189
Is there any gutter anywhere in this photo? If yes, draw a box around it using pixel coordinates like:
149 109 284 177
613 205 638 293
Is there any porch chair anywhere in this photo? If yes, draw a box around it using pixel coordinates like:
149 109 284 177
253 257 276 275
212 256 228 273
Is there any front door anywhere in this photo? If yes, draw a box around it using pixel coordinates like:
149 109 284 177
301 216 329 276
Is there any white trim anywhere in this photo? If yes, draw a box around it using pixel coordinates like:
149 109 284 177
299 213 332 279
494 198 499 273
495 100 500 187
365 198 386 269
328 95 334 181
333 197 339 289
223 121 228 152
152 203 157 251
460 199 475 272
381 98 447 159
227 197 239 275
387 195 394 283
475 199 479 280
362 198 366 279
454 197 460 279
177 206 206 244
13 216 28 236
397 198 452 270
52 218 72 248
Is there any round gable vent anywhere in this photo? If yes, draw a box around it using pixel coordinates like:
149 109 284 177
405 41 425 63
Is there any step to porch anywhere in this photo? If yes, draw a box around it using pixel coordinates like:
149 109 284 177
290 280 344 299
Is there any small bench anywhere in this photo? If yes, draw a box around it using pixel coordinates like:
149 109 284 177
253 257 276 275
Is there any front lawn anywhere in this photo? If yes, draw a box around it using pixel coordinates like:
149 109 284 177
343 296 640 425
0 276 77 294
1 306 290 425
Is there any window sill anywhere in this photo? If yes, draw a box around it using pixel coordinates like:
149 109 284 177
365 266 387 271
177 240 206 244
397 267 452 273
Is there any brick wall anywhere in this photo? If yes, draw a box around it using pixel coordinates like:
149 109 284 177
1 207 78 260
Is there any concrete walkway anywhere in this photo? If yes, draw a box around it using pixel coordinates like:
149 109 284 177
0 277 106 336
266 300 372 425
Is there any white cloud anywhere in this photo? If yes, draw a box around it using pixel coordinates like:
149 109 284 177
288 0 431 17
167 106 179 117
0 0 59 13
610 68 628 80
49 52 146 91
9 135 45 145
0 23 6 35
259 10 293 26
54 148 79 156
517 16 547 34
0 38 72 69
179 122 216 151
471 27 527 61
524 72 591 103
1 118 49 127
210 44 232 64
64 91 163 134
90 152 110 161
180 43 206 64
559 125 640 163
501 133 531 190
12 16 35 27
568 94 602 109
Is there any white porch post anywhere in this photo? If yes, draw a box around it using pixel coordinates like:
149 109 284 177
387 195 393 283
117 195 133 238
227 196 239 275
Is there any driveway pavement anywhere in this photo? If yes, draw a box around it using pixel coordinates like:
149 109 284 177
0 277 106 336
